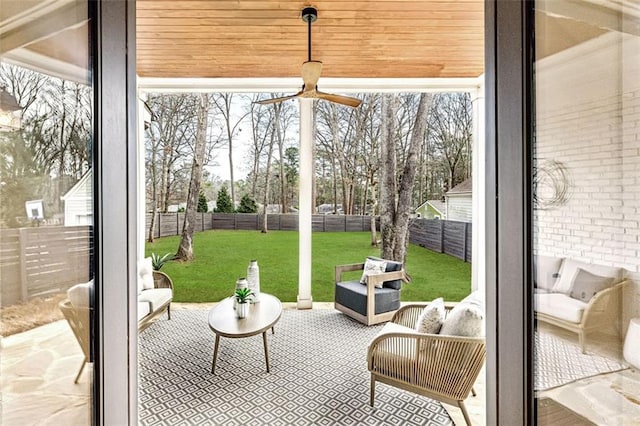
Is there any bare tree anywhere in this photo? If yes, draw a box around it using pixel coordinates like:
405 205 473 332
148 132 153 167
212 93 250 208
380 93 432 263
176 94 210 261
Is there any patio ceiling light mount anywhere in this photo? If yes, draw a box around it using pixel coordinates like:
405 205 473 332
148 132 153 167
255 7 361 108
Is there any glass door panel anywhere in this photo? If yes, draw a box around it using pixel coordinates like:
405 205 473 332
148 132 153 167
533 1 640 424
0 1 94 424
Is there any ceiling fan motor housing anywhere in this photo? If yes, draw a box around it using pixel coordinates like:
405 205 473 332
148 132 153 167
302 7 317 23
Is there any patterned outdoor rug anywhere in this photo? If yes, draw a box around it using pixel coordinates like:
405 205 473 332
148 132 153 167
139 309 453 426
535 331 627 391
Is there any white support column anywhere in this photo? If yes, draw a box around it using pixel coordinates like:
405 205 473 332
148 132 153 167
471 77 485 293
297 98 313 309
137 96 150 261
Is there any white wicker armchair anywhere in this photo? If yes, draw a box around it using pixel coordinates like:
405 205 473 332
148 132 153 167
368 304 486 426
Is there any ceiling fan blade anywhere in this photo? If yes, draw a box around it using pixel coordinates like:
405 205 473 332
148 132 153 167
301 61 322 91
315 91 362 108
255 92 302 105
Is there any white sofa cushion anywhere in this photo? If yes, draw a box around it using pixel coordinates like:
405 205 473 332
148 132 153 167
138 257 154 291
138 288 172 311
138 301 151 321
535 293 588 324
67 280 94 308
535 255 563 291
553 259 623 294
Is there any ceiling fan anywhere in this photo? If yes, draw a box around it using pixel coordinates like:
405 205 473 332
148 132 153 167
256 7 362 108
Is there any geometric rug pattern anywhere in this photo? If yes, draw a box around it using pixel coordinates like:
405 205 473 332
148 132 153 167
139 309 453 425
534 331 626 391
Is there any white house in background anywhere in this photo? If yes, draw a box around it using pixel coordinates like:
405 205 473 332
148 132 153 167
414 199 446 219
61 171 92 226
445 178 472 222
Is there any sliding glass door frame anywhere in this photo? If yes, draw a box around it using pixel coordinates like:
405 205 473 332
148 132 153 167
485 0 535 424
93 0 138 424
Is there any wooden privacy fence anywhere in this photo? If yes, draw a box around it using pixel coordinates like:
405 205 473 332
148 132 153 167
0 226 92 307
409 219 472 262
145 213 377 237
147 213 471 262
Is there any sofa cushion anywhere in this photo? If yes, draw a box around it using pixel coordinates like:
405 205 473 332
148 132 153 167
138 288 172 311
415 298 445 334
360 258 387 288
553 259 622 294
67 280 94 308
138 257 154 291
335 280 400 316
370 322 418 379
535 293 588 324
367 256 404 290
440 296 484 337
535 255 563 291
568 268 615 303
138 301 151 321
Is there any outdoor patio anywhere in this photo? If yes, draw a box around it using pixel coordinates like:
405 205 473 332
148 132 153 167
2 300 639 425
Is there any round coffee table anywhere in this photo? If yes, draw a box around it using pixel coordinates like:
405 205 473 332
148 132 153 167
208 293 282 374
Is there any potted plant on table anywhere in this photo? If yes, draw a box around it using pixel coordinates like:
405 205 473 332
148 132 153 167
235 287 254 319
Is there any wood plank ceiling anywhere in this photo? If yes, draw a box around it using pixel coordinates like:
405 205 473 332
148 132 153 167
136 0 485 79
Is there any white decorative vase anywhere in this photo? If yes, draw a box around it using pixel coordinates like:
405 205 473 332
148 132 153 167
234 278 248 310
247 260 261 302
236 302 248 319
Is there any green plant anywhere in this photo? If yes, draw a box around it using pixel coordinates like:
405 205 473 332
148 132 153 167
197 191 209 213
151 252 173 270
237 194 258 213
234 287 254 304
215 186 235 213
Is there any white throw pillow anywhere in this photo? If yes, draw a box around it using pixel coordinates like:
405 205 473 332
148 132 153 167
535 255 563 291
67 280 94 308
415 297 445 334
360 258 387 288
440 300 484 337
568 268 615 303
138 257 155 290
553 259 622 294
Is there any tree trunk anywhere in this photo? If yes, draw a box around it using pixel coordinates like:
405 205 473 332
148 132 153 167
380 93 432 264
369 175 378 247
176 94 209 261
262 126 276 233
275 103 286 214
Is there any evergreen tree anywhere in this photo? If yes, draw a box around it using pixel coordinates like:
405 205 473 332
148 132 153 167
197 191 208 212
215 186 235 213
237 194 258 213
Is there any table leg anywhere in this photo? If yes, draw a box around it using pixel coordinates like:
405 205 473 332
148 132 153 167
211 334 220 374
272 326 275 335
262 331 270 373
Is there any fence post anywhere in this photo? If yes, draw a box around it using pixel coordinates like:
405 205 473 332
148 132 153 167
156 213 161 238
440 220 444 253
19 228 28 302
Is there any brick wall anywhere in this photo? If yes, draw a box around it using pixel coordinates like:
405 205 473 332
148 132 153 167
534 33 640 327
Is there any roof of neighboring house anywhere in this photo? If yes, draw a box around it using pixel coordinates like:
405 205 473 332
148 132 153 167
0 88 21 112
61 170 92 201
446 178 472 195
416 199 446 214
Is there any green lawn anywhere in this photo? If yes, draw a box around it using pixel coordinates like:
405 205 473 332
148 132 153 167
145 230 471 303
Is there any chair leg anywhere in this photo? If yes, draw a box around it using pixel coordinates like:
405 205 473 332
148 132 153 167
579 331 586 354
74 359 87 384
471 386 476 397
370 375 376 407
167 303 171 320
458 400 472 426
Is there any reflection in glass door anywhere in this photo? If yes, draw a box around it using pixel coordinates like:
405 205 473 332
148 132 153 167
533 2 640 424
0 1 94 424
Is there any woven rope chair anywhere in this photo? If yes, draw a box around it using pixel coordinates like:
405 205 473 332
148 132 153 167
59 300 92 383
368 304 486 426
